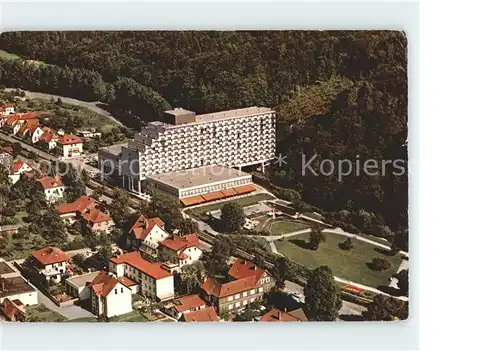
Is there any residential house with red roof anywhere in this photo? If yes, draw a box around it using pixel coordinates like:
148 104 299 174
30 247 69 283
109 251 174 301
0 298 26 322
31 126 49 144
181 305 219 322
8 160 33 185
163 294 207 320
38 128 59 150
88 271 133 318
159 234 202 273
17 119 39 138
259 308 308 322
127 215 169 255
56 195 115 233
200 258 274 314
56 134 83 158
36 176 66 202
2 115 20 134
0 103 15 116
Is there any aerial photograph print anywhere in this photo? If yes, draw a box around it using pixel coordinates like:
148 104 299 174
0 31 408 323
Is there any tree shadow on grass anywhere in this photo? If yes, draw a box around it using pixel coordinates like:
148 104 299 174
289 239 314 250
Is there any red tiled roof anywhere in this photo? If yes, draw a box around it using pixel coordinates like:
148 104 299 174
10 160 33 174
201 276 257 298
1 298 25 321
37 176 64 189
130 215 165 240
89 271 121 297
117 276 138 287
228 258 266 282
160 234 200 252
57 134 82 145
221 188 237 197
233 184 256 195
18 119 39 134
183 306 218 322
32 247 68 265
171 294 206 313
110 251 172 280
201 191 226 202
39 129 58 143
17 111 48 120
1 103 14 109
81 207 113 225
260 308 302 322
56 195 97 215
180 195 205 206
4 115 19 127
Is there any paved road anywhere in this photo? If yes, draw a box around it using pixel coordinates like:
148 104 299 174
5 88 124 126
339 300 367 317
0 131 57 161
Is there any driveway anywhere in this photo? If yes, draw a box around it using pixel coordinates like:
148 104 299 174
35 287 94 320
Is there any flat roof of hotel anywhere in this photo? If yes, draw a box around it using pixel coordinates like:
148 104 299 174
99 143 127 156
146 165 251 190
195 106 273 123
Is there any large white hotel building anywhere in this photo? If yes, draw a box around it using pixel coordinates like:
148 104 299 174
100 106 276 205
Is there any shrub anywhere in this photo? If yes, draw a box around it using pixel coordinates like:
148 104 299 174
370 257 391 271
339 237 354 250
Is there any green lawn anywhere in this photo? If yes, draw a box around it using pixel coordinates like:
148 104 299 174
267 220 310 235
116 311 149 322
14 211 28 224
275 233 402 288
26 304 67 322
0 50 20 60
187 193 274 216
250 236 273 252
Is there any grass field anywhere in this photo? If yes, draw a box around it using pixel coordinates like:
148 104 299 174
187 193 274 217
275 233 402 288
267 220 310 235
116 311 149 322
0 50 20 60
26 304 67 322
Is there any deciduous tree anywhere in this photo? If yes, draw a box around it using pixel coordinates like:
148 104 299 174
304 266 342 321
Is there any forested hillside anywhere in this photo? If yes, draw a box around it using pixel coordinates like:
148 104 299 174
0 31 408 238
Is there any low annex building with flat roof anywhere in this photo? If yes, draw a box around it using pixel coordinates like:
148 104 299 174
0 276 38 307
146 165 256 206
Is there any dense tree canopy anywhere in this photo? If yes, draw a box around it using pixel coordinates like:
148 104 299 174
362 295 409 321
220 202 245 232
304 265 342 321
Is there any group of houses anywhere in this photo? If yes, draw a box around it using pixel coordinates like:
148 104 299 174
0 103 83 158
0 259 38 322
19 212 302 322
